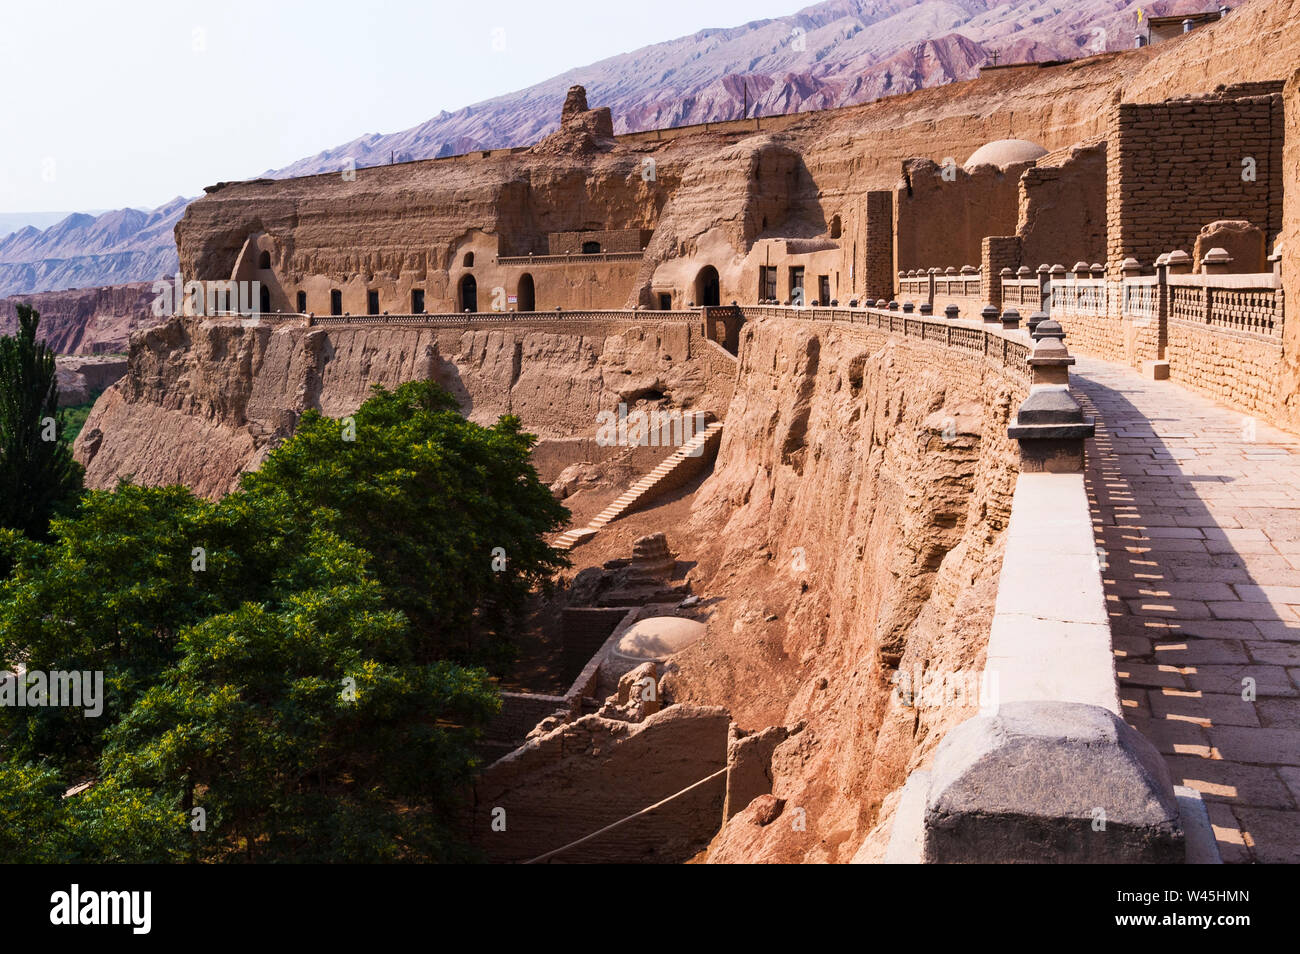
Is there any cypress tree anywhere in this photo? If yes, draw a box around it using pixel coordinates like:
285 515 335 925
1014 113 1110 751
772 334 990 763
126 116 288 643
0 305 83 538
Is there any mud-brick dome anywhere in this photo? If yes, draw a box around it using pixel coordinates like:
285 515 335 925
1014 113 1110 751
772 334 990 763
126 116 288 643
612 617 706 662
963 138 1048 172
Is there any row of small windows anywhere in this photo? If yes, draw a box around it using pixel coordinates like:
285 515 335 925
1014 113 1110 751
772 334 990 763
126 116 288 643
300 275 534 315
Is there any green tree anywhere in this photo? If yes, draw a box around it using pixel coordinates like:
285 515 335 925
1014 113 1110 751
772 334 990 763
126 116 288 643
241 380 569 672
0 381 566 861
0 305 83 539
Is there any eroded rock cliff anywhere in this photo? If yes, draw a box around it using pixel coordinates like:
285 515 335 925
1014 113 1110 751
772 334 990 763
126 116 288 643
660 316 1023 862
74 316 735 498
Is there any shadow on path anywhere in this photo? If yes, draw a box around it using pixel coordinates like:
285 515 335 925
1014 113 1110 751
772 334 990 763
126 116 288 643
1073 356 1300 864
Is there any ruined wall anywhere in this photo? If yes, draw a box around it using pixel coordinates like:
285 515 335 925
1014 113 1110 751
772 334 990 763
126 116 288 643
894 159 1028 274
1105 93 1284 271
1017 139 1107 269
547 229 652 254
470 705 729 863
665 315 1025 863
863 191 894 301
75 316 736 498
1124 0 1300 104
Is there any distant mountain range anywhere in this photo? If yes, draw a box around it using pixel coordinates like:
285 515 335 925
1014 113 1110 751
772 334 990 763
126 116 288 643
0 210 113 234
0 0 1209 297
0 198 186 297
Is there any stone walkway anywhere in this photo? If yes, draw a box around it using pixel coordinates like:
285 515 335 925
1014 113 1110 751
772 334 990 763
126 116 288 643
1072 356 1300 863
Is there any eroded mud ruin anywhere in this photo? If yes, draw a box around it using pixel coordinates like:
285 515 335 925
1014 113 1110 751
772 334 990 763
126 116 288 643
69 0 1300 863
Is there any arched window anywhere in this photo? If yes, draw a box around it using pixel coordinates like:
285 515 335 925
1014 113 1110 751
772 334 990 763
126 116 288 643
259 250 271 269
463 252 474 267
581 241 601 255
830 215 842 239
461 274 477 313
517 273 535 312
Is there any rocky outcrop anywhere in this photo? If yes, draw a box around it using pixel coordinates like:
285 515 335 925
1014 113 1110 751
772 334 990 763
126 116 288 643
55 355 128 406
0 282 160 354
661 316 1024 863
74 316 733 497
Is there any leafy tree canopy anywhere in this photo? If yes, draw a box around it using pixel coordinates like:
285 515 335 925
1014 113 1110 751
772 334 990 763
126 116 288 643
0 381 565 861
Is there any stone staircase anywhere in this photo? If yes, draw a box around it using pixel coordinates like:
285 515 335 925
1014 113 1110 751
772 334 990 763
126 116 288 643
552 421 725 551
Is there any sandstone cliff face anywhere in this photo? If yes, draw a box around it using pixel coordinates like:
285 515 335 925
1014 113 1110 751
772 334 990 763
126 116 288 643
0 282 160 354
660 317 1023 863
74 316 733 498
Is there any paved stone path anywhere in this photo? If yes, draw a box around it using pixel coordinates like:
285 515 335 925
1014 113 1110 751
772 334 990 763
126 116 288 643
1072 356 1300 863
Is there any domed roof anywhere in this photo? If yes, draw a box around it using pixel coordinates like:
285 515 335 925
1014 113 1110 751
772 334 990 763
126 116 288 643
963 139 1048 172
613 617 706 661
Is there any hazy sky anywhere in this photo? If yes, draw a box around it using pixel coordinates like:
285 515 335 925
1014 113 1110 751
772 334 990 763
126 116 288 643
0 0 801 215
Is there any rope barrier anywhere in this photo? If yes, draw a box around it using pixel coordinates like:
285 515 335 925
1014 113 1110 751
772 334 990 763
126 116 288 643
521 766 727 864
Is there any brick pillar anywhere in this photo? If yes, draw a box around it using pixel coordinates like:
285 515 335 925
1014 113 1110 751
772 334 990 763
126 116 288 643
981 235 1021 311
864 190 894 302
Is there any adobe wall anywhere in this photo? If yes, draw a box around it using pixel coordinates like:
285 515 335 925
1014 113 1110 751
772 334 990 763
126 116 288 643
547 229 652 254
893 158 1028 275
1017 140 1107 269
1105 93 1284 272
1165 319 1283 417
470 705 730 863
863 191 895 302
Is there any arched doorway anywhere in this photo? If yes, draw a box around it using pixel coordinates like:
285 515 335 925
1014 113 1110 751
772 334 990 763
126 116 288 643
517 273 535 312
460 274 477 313
259 284 271 314
694 266 720 307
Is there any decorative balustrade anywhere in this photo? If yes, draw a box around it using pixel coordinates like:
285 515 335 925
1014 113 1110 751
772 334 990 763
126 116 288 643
1001 278 1044 309
1050 279 1110 317
1122 278 1159 322
1168 274 1283 338
307 308 702 327
1039 270 1283 340
736 303 1029 380
494 251 645 266
897 268 982 308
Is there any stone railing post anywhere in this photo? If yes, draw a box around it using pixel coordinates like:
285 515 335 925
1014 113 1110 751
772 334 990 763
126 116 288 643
1007 331 1094 472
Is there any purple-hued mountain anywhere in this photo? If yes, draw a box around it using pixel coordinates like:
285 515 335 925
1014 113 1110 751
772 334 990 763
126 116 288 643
1 0 1208 296
0 197 187 297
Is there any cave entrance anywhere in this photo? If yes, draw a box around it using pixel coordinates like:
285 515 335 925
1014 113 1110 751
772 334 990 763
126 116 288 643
259 284 271 314
517 273 535 312
461 274 477 313
694 265 720 307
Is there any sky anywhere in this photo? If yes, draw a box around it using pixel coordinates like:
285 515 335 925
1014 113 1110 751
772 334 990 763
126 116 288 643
0 0 804 216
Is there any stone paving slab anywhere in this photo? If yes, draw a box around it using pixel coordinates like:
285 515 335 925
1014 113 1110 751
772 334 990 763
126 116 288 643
1074 356 1300 864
